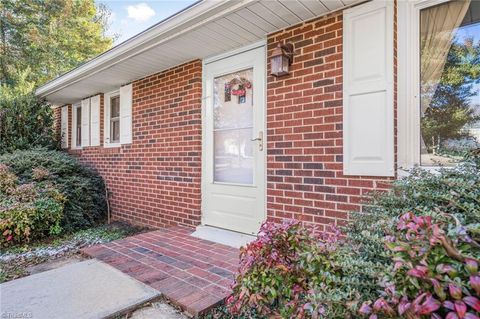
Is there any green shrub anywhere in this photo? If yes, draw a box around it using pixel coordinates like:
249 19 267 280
0 91 59 154
344 155 480 279
0 149 107 232
227 220 386 318
0 163 17 193
348 155 480 318
0 164 64 246
228 221 346 318
227 155 480 318
368 154 480 226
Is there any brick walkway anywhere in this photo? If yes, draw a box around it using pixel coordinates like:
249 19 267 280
82 226 239 316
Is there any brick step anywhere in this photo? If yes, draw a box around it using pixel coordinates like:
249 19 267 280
82 226 239 317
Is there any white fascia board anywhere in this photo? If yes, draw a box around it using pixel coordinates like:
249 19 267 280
36 0 256 98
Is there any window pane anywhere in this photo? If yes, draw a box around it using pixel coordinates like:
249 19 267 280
420 1 480 166
214 128 254 184
213 68 254 130
111 96 120 118
76 107 81 126
111 120 120 143
76 107 82 147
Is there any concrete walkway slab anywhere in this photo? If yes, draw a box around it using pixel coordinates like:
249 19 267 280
0 259 160 319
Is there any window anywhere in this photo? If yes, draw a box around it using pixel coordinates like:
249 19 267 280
110 95 120 143
103 84 132 147
213 69 255 184
104 84 132 146
419 0 480 166
75 105 82 147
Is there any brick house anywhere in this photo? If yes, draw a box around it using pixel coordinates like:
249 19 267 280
38 0 480 241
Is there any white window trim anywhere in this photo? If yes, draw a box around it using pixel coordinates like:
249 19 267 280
397 0 454 174
71 103 82 150
104 90 121 148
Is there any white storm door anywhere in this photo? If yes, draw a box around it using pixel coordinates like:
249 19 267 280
202 45 266 235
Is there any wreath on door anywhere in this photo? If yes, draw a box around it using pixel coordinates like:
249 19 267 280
224 77 252 104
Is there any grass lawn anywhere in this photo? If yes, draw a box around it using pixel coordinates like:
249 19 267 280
0 222 147 283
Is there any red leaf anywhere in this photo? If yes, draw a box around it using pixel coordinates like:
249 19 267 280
470 276 480 295
454 301 467 318
464 313 480 319
398 299 411 316
449 284 463 300
359 302 372 315
464 296 480 312
445 301 455 310
408 266 428 279
447 312 460 319
418 295 441 315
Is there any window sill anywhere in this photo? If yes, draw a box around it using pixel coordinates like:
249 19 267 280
104 142 121 148
397 165 455 177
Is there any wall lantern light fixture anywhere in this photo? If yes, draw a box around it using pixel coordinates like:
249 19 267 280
270 42 294 77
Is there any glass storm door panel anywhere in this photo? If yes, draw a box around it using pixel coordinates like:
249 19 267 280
213 69 254 184
202 45 266 235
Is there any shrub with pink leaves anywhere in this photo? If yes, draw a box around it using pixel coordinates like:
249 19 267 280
359 212 480 319
225 156 480 319
227 220 343 318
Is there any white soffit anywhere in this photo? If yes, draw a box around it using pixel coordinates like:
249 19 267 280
37 0 360 105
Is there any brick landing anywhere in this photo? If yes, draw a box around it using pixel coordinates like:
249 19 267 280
82 226 239 316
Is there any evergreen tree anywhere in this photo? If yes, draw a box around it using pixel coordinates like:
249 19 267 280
0 69 58 153
422 37 480 151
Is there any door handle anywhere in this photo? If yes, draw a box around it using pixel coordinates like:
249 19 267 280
251 131 263 151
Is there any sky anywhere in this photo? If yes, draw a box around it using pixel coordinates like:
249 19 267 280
97 0 197 45
456 23 480 108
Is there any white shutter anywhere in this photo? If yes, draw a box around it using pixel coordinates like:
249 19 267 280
343 0 394 177
119 84 133 144
81 98 90 147
90 95 100 146
60 106 68 149
104 92 111 145
71 104 78 148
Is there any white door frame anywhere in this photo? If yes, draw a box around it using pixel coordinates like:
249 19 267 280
201 41 267 235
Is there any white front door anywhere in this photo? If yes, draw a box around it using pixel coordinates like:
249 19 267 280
202 45 266 235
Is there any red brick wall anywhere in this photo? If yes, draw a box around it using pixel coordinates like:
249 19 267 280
265 11 395 231
64 61 203 229
55 6 397 232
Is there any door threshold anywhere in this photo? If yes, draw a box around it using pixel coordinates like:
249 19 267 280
191 225 256 249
